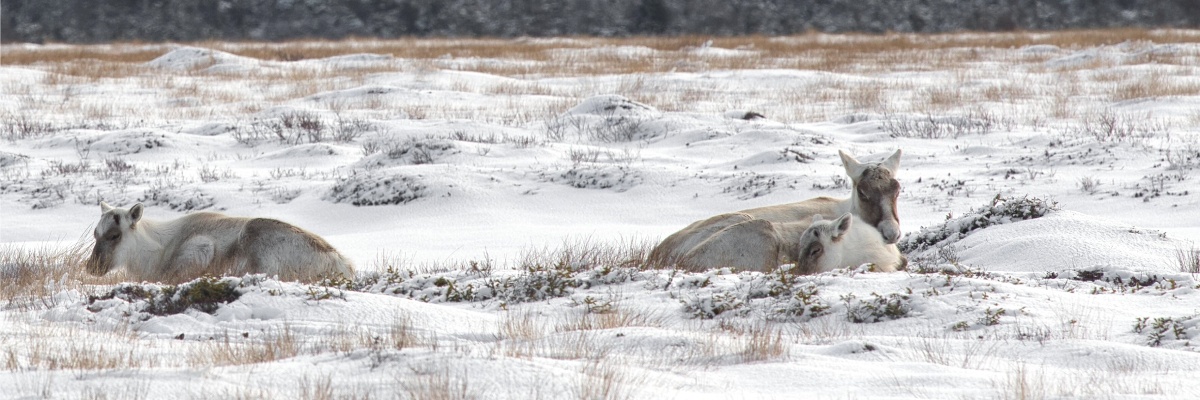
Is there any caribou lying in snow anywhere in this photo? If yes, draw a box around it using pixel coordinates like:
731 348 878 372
85 202 354 283
650 149 903 272
791 213 905 274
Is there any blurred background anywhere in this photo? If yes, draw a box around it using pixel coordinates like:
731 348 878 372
4 0 1200 43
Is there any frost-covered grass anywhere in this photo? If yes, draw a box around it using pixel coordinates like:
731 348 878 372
4 30 1200 398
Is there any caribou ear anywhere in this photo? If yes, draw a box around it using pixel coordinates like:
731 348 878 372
882 149 902 172
100 201 114 213
832 213 853 240
129 203 144 224
839 149 866 180
811 214 824 223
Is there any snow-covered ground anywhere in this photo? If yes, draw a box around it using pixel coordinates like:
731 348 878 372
2 34 1200 398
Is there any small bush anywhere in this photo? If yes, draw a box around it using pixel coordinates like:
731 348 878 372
1133 315 1197 347
1178 242 1200 274
87 276 242 317
139 184 215 212
979 308 1006 326
1078 176 1102 194
773 284 831 320
680 292 745 319
325 170 426 206
1 111 59 141
883 110 998 139
842 292 912 323
1071 110 1169 143
544 164 642 192
1045 267 1185 294
723 172 790 200
898 194 1058 255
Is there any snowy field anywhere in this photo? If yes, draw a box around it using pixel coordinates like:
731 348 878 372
3 31 1200 398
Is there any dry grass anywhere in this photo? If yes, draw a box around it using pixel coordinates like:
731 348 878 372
5 29 1200 127
1112 71 1200 101
8 336 152 371
307 312 424 353
794 314 864 345
400 366 478 400
2 315 158 373
0 239 122 311
298 374 336 400
994 363 1047 400
187 326 303 366
575 359 641 400
498 310 544 342
516 236 654 271
735 322 788 363
554 306 664 333
311 323 376 356
8 29 1200 77
2 44 168 65
496 310 619 361
1178 242 1200 274
912 332 1002 370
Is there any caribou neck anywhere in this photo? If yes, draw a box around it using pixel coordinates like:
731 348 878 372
120 218 176 272
837 193 857 218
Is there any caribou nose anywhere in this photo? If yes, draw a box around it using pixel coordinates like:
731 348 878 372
882 230 899 244
877 221 901 244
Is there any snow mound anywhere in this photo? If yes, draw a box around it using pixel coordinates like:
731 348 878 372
305 84 406 103
901 195 1183 272
539 164 642 192
0 151 28 168
566 95 657 117
87 129 174 155
309 53 394 65
723 110 766 120
687 45 757 58
551 95 666 142
952 210 1180 273
64 275 496 339
258 143 349 160
1043 46 1115 69
140 185 215 212
1019 44 1061 54
325 170 427 206
180 122 237 136
145 46 256 72
354 137 458 168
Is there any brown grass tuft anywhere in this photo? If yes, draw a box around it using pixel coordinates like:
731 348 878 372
554 306 664 333
0 238 119 311
187 326 303 366
8 29 1198 78
731 322 788 363
400 366 478 400
575 359 641 400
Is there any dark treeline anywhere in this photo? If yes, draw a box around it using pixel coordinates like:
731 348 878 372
4 0 1200 43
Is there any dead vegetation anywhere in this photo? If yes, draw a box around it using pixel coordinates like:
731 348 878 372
8 29 1200 78
4 29 1200 127
0 238 123 311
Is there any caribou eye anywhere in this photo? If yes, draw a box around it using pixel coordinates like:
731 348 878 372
807 246 822 258
103 231 120 241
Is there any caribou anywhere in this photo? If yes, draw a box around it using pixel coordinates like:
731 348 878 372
650 149 902 272
84 202 354 283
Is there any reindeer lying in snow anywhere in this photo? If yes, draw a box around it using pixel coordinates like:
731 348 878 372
85 202 354 283
791 213 905 274
674 212 904 274
651 149 903 272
